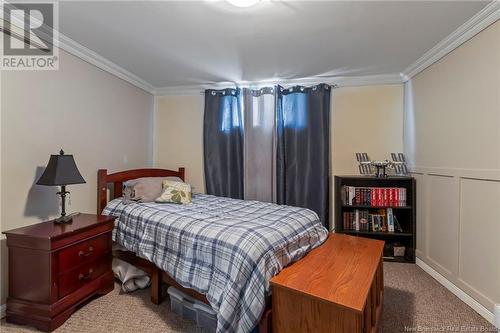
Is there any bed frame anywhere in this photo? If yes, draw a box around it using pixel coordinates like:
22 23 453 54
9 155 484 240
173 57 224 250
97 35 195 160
97 168 272 333
97 168 384 333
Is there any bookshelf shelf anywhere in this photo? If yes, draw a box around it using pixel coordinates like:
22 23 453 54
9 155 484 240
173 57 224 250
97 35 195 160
383 256 409 263
341 205 412 209
334 176 416 264
342 231 413 237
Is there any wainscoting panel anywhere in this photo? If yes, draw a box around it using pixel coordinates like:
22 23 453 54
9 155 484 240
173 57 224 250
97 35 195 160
458 178 500 311
426 174 459 279
411 166 500 321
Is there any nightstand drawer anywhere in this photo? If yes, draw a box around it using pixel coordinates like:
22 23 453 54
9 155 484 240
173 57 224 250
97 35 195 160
59 233 110 273
58 256 110 299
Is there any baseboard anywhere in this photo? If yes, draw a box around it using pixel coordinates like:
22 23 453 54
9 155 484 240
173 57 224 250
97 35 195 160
1 303 6 319
416 258 495 325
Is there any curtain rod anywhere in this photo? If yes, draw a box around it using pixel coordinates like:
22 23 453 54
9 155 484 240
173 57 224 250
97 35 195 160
199 84 339 95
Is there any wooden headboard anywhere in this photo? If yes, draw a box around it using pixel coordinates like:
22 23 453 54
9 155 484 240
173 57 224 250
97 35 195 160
97 168 185 214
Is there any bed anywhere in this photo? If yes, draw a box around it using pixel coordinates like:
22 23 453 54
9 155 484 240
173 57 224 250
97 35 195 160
97 168 328 333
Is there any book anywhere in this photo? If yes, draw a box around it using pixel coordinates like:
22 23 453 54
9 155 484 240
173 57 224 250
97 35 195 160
373 215 381 231
342 208 401 233
393 215 403 232
349 186 355 205
387 208 394 232
354 209 360 231
359 211 368 231
341 186 407 207
379 209 387 232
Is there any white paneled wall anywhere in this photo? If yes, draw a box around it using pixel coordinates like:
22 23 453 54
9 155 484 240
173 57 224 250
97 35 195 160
459 178 500 309
405 21 500 322
426 174 459 279
412 168 500 314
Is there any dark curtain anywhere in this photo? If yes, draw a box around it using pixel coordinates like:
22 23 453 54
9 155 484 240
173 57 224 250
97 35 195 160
203 88 244 199
276 84 331 227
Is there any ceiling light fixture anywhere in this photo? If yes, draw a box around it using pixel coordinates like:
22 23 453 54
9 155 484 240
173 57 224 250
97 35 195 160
226 0 261 8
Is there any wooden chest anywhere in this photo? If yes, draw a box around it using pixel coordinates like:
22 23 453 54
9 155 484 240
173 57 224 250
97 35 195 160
3 214 115 332
271 233 384 333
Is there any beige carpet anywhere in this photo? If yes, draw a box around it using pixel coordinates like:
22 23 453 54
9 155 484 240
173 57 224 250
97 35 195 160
380 263 495 333
1 263 496 333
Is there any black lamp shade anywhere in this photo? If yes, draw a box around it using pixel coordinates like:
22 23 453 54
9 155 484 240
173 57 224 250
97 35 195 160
37 152 86 186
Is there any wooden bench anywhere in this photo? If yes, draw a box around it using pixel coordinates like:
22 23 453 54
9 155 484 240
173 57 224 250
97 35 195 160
270 233 384 333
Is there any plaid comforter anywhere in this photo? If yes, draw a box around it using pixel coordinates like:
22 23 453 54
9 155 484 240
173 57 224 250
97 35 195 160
103 193 328 333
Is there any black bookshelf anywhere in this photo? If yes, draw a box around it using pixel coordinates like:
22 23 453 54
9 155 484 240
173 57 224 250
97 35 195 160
334 175 416 263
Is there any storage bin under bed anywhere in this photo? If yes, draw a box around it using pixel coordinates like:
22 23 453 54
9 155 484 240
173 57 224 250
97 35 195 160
167 286 217 332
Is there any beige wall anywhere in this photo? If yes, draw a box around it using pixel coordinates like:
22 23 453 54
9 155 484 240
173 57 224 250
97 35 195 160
404 21 500 314
155 85 405 229
331 85 404 176
0 49 154 304
155 95 205 193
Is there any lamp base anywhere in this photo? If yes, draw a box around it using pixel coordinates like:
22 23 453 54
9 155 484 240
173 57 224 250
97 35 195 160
53 212 80 224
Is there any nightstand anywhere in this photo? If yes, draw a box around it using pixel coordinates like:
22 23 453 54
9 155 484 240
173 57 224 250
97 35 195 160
2 213 115 332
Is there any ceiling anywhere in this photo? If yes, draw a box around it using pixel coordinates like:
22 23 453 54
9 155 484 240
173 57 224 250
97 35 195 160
58 1 490 89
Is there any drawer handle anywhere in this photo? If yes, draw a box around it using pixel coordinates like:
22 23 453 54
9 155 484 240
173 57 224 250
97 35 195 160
78 246 94 257
79 269 94 281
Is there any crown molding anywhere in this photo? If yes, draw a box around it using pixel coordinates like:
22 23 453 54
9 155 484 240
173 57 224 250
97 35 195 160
3 4 155 94
154 73 404 96
402 1 500 81
57 34 155 94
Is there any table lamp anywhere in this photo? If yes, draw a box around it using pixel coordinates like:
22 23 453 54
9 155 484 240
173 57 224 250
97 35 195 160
36 149 86 223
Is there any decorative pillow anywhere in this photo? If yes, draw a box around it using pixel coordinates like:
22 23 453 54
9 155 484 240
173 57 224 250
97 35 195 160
155 180 192 204
123 176 183 202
